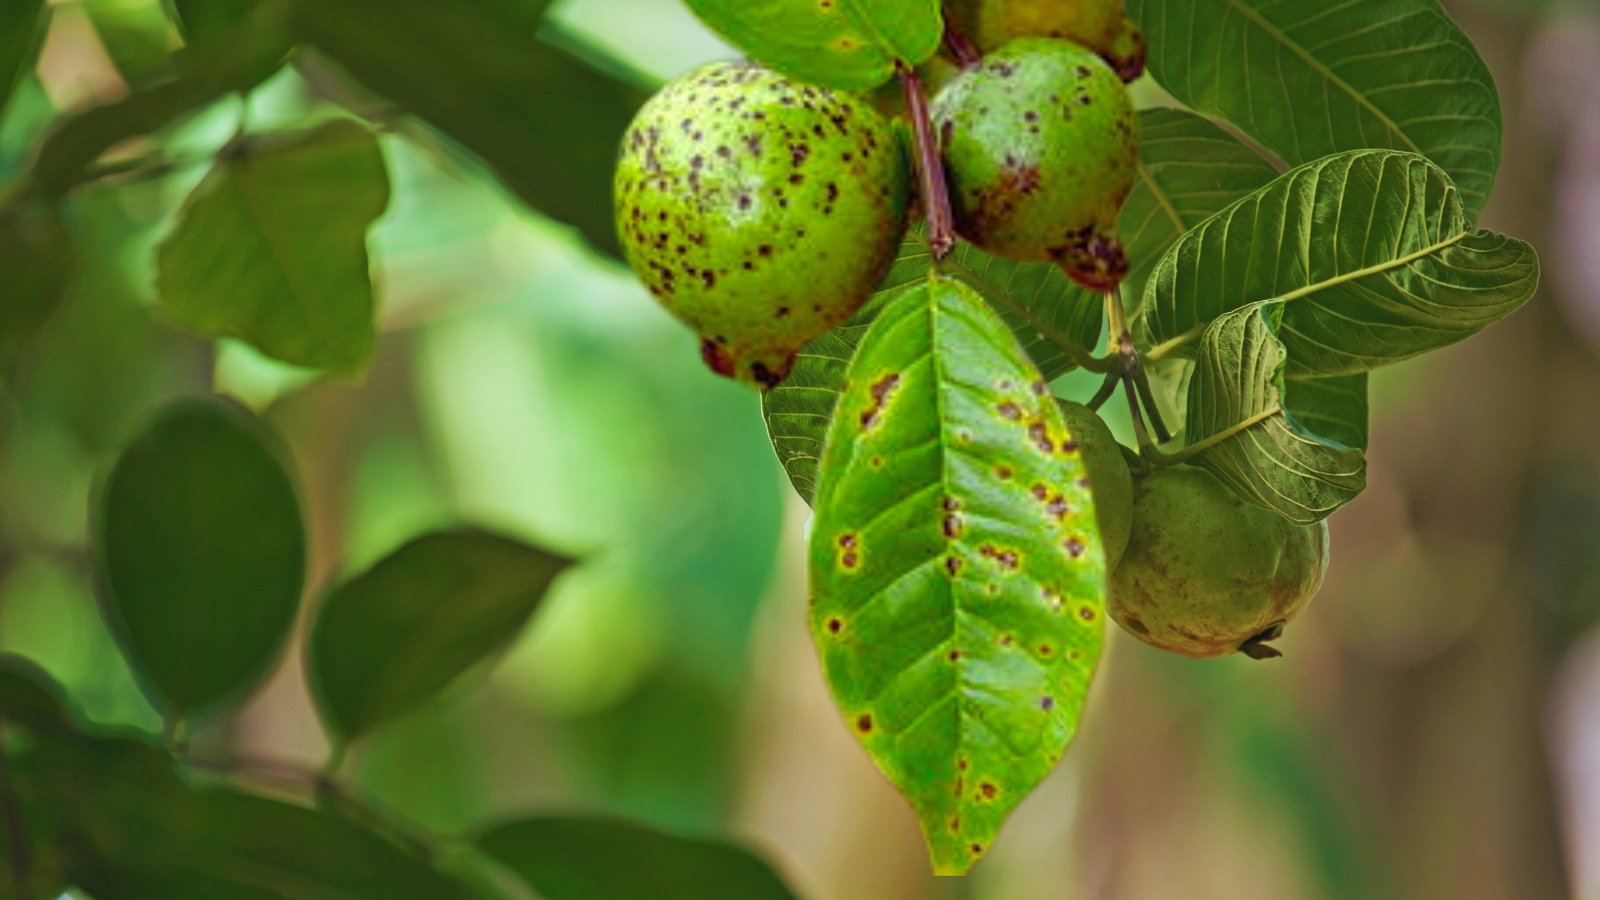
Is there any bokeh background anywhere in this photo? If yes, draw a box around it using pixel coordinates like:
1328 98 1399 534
1 0 1596 897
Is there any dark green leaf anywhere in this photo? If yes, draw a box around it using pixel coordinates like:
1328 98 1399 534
0 654 72 733
809 276 1105 874
478 816 798 900
1185 302 1366 524
0 0 46 114
156 120 390 373
95 399 306 716
1128 0 1503 216
31 4 290 197
762 234 1103 503
1138 151 1539 375
308 529 572 744
683 0 942 90
171 0 257 45
0 200 72 374
84 0 179 88
1284 373 1369 453
12 731 476 899
286 0 649 258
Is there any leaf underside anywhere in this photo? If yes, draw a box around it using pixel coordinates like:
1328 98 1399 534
808 276 1105 875
682 0 943 90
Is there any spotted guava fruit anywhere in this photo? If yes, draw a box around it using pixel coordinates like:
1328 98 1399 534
1057 400 1133 570
1109 466 1330 659
615 61 912 389
932 38 1138 291
943 0 1147 82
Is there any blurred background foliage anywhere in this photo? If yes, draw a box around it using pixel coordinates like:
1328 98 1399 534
0 0 1596 897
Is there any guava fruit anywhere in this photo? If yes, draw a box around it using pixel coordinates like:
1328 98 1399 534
943 0 1147 82
932 38 1138 291
1057 400 1133 569
1110 466 1330 659
615 61 912 389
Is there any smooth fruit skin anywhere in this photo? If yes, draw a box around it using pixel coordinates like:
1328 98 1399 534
943 0 1147 82
1057 400 1133 570
932 39 1137 291
615 62 911 389
1110 466 1330 659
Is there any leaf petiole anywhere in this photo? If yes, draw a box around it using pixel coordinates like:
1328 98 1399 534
898 62 956 260
1147 405 1282 467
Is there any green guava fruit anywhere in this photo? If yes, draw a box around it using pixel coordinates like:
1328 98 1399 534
943 0 1147 82
1110 466 1330 659
615 61 912 389
932 38 1138 291
1057 400 1133 570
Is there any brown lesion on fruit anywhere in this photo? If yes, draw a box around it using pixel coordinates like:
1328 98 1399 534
859 372 901 430
1051 227 1129 292
700 338 737 379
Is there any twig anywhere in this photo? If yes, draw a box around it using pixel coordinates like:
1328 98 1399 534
898 62 956 261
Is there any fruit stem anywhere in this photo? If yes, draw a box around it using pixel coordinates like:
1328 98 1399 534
898 62 956 261
1086 370 1119 412
943 25 982 68
1105 287 1172 448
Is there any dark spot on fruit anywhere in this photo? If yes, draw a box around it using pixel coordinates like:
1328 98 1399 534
700 338 736 378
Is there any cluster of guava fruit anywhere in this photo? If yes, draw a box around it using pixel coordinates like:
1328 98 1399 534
613 0 1328 660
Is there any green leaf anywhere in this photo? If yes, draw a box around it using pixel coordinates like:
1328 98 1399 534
12 731 476 899
761 108 1272 504
156 120 390 373
171 0 257 45
31 4 290 197
808 276 1105 875
0 200 73 374
1185 302 1366 525
1284 372 1369 453
683 0 942 90
308 529 572 744
95 399 306 717
286 0 648 258
1127 0 1503 216
1137 150 1539 376
0 654 73 733
763 235 1103 503
0 0 47 113
478 817 798 900
84 0 179 88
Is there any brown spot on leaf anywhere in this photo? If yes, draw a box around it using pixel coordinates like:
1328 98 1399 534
859 372 901 430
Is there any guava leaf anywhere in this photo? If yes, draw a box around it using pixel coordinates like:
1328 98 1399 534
808 276 1105 875
307 529 572 744
0 0 46 114
682 0 942 90
95 399 306 717
157 119 390 374
477 817 798 900
1127 0 1503 217
1284 372 1369 453
0 200 73 377
1137 150 1539 375
1185 302 1366 525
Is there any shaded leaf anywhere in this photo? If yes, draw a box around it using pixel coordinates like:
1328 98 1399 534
308 528 572 744
95 399 306 716
1138 151 1539 375
1127 0 1503 216
171 0 257 45
808 276 1105 874
157 119 390 373
0 200 73 374
1284 372 1369 453
0 0 47 113
763 234 1103 503
12 731 476 899
1185 302 1366 524
286 0 648 258
683 0 942 90
478 816 798 900
31 4 290 196
0 654 73 733
84 0 179 88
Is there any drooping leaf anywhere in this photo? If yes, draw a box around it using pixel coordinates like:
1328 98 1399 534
31 5 290 197
308 529 572 744
763 234 1103 503
11 731 476 899
762 108 1274 504
1137 150 1539 375
1185 302 1366 524
0 200 73 374
1284 372 1369 453
683 0 942 90
478 817 798 900
285 0 648 258
95 399 306 717
0 0 47 114
156 119 390 373
808 276 1105 875
1127 0 1503 216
